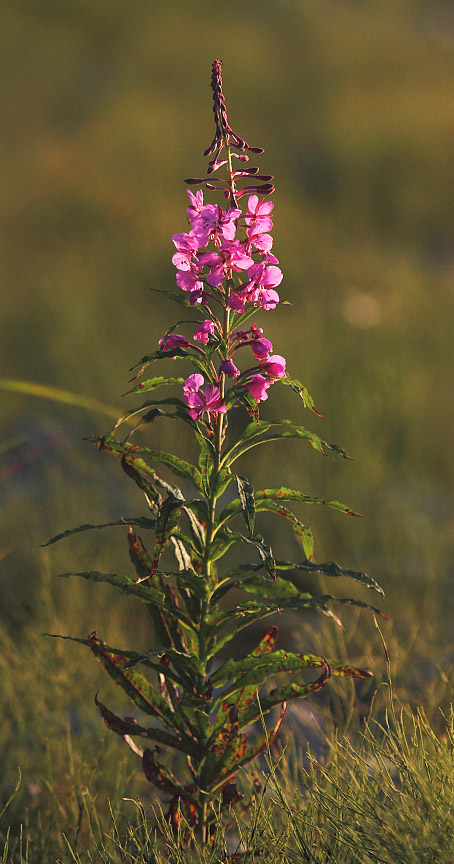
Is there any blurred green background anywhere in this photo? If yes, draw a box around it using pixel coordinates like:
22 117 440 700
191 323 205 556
1 0 454 832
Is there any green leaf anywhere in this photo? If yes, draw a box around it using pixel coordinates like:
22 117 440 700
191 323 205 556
222 419 352 468
276 558 385 598
229 388 260 422
41 516 155 547
254 488 363 518
149 287 195 308
235 474 255 535
209 626 279 730
210 528 276 578
129 344 190 377
150 497 184 576
54 632 195 739
59 569 193 628
176 568 208 600
234 590 386 621
211 557 384 601
94 694 195 755
142 748 196 800
256 500 314 559
123 376 184 397
280 374 323 416
211 650 329 696
238 662 332 727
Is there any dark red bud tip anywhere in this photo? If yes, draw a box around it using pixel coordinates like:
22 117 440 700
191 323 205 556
240 183 275 195
205 182 217 190
184 178 204 184
248 146 265 154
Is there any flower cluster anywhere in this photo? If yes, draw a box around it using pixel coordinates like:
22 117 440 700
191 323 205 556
158 60 287 426
172 191 282 312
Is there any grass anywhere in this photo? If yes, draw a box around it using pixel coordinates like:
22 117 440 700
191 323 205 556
1 551 452 863
2 661 453 862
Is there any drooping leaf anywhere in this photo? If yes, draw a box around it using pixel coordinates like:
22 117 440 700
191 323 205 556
280 374 323 416
58 569 194 628
235 474 255 535
95 436 204 493
254 500 314 559
150 497 184 577
94 694 195 755
51 632 194 740
142 748 197 803
209 528 276 579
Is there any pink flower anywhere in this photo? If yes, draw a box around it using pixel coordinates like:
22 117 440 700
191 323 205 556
243 374 271 403
183 373 205 394
244 261 282 310
193 319 216 343
259 354 286 377
159 333 190 352
172 232 200 271
249 232 273 254
199 243 254 288
187 189 204 222
228 292 246 312
245 195 274 237
183 373 227 421
251 336 273 360
176 265 205 304
220 358 240 378
191 204 242 245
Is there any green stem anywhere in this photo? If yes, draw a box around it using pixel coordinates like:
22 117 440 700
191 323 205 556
195 129 239 844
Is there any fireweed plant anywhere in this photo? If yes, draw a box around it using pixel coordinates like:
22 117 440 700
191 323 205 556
47 62 385 844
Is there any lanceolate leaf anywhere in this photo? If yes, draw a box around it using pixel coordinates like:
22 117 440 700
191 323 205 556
211 529 276 579
220 702 287 779
254 488 363 518
254 500 314 559
52 632 194 740
94 694 195 755
42 516 156 548
238 662 331 727
212 557 384 599
280 374 323 416
235 474 255 535
222 419 352 468
123 376 184 397
209 627 279 735
58 569 194 627
211 650 370 696
276 558 385 598
95 436 204 493
233 592 386 621
151 497 184 577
